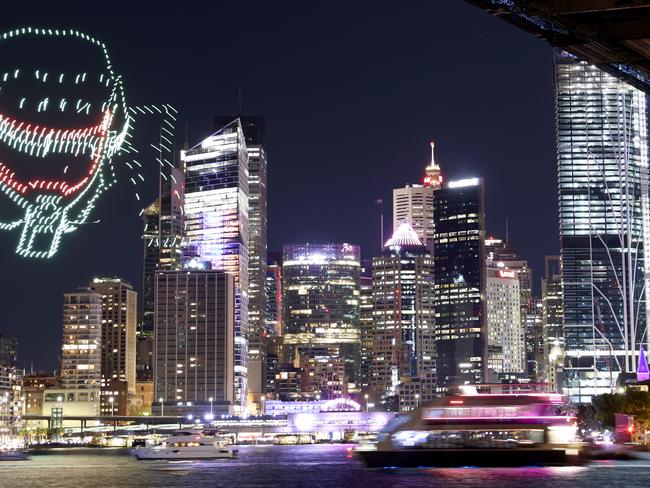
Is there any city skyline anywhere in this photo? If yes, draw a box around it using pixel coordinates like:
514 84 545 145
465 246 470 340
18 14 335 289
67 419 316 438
1 3 556 372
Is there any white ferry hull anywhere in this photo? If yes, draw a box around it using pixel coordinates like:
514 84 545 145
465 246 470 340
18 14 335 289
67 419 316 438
134 446 237 460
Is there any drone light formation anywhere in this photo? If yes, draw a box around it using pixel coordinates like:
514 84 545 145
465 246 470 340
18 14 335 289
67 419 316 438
0 27 130 258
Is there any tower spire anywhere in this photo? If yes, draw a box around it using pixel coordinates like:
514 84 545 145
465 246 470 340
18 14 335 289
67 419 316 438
430 141 436 168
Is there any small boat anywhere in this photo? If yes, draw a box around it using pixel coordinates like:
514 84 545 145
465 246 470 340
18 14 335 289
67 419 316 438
0 450 30 461
132 432 237 460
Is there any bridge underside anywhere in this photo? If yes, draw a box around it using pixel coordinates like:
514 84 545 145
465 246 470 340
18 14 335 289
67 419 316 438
466 0 650 92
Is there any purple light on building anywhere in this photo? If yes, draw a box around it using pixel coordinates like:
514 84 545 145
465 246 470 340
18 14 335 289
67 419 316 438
637 345 649 382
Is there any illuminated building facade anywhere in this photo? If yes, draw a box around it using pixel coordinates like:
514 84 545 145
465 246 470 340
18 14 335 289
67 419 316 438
182 119 248 412
525 299 545 382
392 143 442 252
358 261 373 391
542 255 564 390
61 290 102 391
0 335 21 437
58 290 102 417
153 270 235 417
433 178 487 387
555 50 650 401
22 374 59 417
282 243 361 395
371 223 435 405
0 335 17 368
141 165 184 381
265 253 283 396
215 116 268 405
266 252 283 337
486 266 524 374
90 277 137 394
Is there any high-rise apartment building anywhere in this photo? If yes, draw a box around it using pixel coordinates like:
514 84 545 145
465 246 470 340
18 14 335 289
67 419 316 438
282 243 361 395
153 270 235 417
215 116 268 405
371 223 435 406
182 119 249 412
486 267 524 374
555 50 650 401
433 178 487 387
61 290 103 391
90 277 137 394
392 143 442 251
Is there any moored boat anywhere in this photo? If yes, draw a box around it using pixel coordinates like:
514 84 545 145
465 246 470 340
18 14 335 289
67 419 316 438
132 431 237 460
0 450 30 461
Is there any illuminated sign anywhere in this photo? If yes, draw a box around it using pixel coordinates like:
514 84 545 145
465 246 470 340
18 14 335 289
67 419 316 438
497 269 516 278
448 177 479 189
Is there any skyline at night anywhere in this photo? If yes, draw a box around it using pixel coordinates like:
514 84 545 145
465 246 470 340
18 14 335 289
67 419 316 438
3 1 650 480
0 2 556 372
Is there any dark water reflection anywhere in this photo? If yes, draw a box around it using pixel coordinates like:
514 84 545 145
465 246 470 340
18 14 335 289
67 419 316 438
1 445 649 488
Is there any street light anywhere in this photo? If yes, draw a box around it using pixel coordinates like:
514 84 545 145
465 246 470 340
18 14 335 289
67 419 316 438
209 396 213 418
159 397 164 417
108 396 114 416
414 394 420 409
364 394 369 413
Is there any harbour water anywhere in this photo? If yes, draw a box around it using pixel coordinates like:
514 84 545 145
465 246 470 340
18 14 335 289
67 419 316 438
1 445 650 488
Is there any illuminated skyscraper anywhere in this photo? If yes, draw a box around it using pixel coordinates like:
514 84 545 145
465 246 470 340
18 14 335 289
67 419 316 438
392 143 442 251
555 50 650 401
153 270 235 417
371 223 435 406
542 255 564 391
358 260 373 392
90 277 137 394
282 243 361 395
140 165 184 381
433 178 487 387
182 119 249 412
215 116 268 405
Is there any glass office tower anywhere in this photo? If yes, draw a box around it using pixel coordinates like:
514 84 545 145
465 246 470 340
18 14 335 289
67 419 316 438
215 116 268 404
282 243 361 394
433 178 487 388
153 270 235 417
556 50 650 401
182 120 249 412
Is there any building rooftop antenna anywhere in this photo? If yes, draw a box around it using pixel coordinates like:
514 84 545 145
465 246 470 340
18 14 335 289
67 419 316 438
430 141 436 167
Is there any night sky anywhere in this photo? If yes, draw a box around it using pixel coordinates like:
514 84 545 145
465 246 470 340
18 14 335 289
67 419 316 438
0 1 556 372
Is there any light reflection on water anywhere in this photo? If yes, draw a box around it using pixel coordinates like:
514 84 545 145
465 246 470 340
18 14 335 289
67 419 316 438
0 445 648 488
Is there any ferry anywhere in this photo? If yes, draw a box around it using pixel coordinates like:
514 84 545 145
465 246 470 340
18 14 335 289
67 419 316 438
132 431 237 460
357 393 582 468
